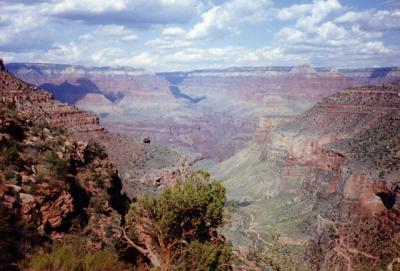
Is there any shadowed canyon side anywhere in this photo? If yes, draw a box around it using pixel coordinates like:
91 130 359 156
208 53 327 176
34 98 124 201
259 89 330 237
208 83 400 270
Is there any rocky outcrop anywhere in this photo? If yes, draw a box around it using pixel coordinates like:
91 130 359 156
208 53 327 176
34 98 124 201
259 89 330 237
255 116 292 142
289 64 318 78
141 160 190 188
0 109 127 247
0 63 134 254
269 84 400 269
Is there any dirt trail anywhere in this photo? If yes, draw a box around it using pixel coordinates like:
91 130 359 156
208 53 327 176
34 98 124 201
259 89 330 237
240 211 308 248
241 212 272 248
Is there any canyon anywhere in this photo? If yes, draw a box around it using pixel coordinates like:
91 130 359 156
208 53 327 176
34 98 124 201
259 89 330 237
8 63 400 162
3 60 400 269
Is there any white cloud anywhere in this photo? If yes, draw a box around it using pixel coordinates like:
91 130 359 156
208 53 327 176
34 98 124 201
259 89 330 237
47 0 205 27
79 25 138 42
147 26 189 50
317 21 346 39
162 26 186 36
275 1 396 67
277 27 307 42
186 0 272 40
1 0 399 71
271 0 400 69
334 11 369 23
335 9 400 31
0 2 53 51
50 0 126 13
277 0 341 29
277 3 313 20
361 41 391 54
146 38 192 49
160 46 292 70
295 0 341 30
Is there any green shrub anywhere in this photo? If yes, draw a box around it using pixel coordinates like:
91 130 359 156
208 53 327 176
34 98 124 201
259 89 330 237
24 244 131 271
123 171 232 270
2 143 19 165
44 151 68 179
83 140 107 164
175 241 232 271
4 168 16 180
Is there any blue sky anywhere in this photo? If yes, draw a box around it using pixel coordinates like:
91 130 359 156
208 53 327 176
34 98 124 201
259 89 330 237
0 0 399 71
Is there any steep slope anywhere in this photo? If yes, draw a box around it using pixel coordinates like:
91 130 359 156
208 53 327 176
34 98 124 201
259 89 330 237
0 93 129 269
210 83 400 270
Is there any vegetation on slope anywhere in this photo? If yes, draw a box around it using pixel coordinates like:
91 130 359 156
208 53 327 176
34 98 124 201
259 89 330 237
122 171 233 270
23 240 131 271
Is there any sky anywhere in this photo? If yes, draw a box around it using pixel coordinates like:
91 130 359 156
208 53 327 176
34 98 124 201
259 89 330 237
0 0 399 71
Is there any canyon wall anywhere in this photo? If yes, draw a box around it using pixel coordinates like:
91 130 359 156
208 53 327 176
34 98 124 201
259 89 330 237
210 83 400 270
